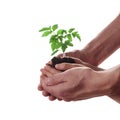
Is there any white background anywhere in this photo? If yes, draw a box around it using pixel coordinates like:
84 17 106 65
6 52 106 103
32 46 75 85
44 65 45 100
0 0 120 120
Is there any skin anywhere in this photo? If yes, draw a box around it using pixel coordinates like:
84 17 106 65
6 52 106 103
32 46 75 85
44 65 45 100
39 64 120 102
56 14 120 66
38 14 120 102
39 58 103 101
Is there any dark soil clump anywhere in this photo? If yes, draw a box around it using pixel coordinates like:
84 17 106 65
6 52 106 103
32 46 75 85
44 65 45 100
51 57 75 67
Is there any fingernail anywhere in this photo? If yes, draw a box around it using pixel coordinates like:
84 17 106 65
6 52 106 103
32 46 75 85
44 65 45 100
55 64 58 68
55 64 60 69
38 85 42 91
46 78 52 86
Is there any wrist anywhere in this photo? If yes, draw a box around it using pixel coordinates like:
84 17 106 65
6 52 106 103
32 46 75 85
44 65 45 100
97 65 120 97
93 66 120 97
81 48 98 66
106 65 120 103
109 65 120 96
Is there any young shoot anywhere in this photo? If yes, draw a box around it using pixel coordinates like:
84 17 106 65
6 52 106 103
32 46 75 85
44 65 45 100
39 24 81 57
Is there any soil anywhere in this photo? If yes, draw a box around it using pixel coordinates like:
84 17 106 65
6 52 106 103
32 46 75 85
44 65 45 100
51 57 75 67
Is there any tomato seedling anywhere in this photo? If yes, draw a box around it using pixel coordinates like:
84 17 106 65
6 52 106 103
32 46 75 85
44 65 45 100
39 24 81 57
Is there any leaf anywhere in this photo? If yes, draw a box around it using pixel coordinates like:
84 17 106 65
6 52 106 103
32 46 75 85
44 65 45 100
57 29 67 35
75 34 81 41
68 28 75 33
58 35 63 41
42 31 52 37
66 34 72 41
51 41 61 51
50 35 58 43
72 31 78 37
72 32 81 41
39 27 51 32
52 24 58 31
51 43 56 51
51 50 59 56
65 40 73 46
68 42 73 46
61 44 67 53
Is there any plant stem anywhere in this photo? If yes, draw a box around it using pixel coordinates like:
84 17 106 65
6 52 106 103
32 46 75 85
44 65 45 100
63 52 66 57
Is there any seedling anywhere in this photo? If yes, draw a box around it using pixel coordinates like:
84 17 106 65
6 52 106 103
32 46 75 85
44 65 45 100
39 24 81 57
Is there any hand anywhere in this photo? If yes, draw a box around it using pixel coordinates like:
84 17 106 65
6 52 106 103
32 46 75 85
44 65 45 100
57 50 86 60
39 49 93 100
38 65 62 101
40 67 113 102
38 57 104 101
38 58 103 100
54 57 104 71
46 50 89 66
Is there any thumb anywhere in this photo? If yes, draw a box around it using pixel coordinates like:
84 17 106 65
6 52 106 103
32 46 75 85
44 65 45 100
46 73 64 86
55 63 74 71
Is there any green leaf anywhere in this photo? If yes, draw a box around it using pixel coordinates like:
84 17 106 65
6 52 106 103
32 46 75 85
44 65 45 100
51 43 56 51
51 50 59 56
51 41 61 51
39 24 81 55
50 35 58 43
75 34 81 41
61 44 67 53
72 31 78 37
68 43 73 46
68 28 75 33
42 31 52 37
57 29 67 35
39 27 51 32
65 40 73 46
52 24 58 31
72 32 81 41
58 35 63 41
66 34 72 41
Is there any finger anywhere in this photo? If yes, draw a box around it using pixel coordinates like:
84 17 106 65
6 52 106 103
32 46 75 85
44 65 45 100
38 74 48 91
40 69 47 76
39 74 48 91
41 68 53 77
55 63 80 70
46 60 52 66
38 84 43 91
69 57 83 64
40 74 48 86
42 90 50 96
49 95 57 101
58 98 62 101
40 74 47 79
55 63 72 70
46 73 65 86
44 65 61 74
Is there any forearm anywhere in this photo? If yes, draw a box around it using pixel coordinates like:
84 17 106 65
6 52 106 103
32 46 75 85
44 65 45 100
82 14 120 66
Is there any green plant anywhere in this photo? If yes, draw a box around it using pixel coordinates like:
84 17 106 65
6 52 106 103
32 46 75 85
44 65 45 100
39 24 81 57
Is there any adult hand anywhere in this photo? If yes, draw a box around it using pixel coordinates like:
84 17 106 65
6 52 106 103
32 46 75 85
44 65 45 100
57 50 87 61
46 49 89 66
38 65 61 101
39 50 86 100
40 67 115 102
38 60 103 101
54 57 104 71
